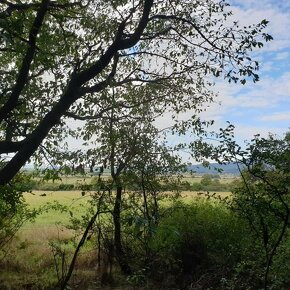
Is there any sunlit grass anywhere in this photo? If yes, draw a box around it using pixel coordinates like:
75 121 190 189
180 190 231 199
23 190 91 228
0 190 96 289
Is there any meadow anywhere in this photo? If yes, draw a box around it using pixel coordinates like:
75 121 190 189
0 175 235 289
23 190 90 227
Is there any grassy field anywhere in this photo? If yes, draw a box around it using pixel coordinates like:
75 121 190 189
180 190 231 199
23 190 91 227
2 174 288 290
0 175 234 289
181 174 238 183
21 186 232 230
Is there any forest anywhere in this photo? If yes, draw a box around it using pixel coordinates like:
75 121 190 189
0 0 289 289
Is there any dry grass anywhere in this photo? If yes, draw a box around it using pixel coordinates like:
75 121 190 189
0 225 97 289
181 175 238 184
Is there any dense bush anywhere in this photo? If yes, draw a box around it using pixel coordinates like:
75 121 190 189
191 182 203 191
120 197 290 290
191 175 233 192
124 200 248 289
58 183 75 190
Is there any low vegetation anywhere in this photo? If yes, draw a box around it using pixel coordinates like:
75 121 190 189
0 168 289 289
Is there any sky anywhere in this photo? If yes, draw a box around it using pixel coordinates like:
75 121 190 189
205 0 290 142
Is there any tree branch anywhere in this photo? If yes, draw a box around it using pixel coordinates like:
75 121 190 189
0 0 83 18
149 14 223 52
0 0 50 123
0 140 26 154
75 0 153 85
0 0 154 185
81 53 119 95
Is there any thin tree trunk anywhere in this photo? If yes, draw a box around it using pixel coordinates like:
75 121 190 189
58 193 105 290
263 217 289 290
113 185 131 275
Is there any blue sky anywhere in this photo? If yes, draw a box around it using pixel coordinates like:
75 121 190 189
205 0 290 141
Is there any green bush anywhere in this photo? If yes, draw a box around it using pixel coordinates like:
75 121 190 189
192 176 231 192
58 183 74 190
146 200 249 288
33 182 60 191
192 182 203 191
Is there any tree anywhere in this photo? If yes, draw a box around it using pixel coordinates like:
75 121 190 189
85 87 185 275
57 92 186 287
0 172 38 252
0 0 272 185
215 132 290 290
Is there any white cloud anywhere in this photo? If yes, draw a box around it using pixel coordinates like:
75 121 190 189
261 60 275 72
150 0 290 145
211 71 290 111
229 0 290 11
231 123 286 141
258 111 290 122
186 0 290 144
274 51 290 60
228 2 290 53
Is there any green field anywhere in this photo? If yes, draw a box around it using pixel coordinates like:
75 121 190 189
181 174 238 183
0 190 95 289
23 190 91 227
19 187 231 247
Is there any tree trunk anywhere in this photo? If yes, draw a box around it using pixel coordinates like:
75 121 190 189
113 185 131 275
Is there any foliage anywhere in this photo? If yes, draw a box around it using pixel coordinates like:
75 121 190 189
191 174 232 192
213 132 290 290
138 200 249 289
2 185 290 290
0 1 276 288
0 0 272 185
0 172 38 251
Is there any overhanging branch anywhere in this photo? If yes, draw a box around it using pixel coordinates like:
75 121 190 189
0 0 50 123
0 0 154 185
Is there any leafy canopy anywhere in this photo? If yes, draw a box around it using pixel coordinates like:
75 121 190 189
0 0 272 184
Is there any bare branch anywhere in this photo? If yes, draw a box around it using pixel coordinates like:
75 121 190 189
149 14 223 52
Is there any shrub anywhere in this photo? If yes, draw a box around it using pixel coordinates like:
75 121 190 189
146 200 249 289
192 182 203 191
58 183 74 190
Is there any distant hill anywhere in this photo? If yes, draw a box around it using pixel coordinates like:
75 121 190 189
187 162 244 175
22 162 243 176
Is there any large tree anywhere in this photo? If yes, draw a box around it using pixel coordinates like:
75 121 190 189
0 0 271 185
